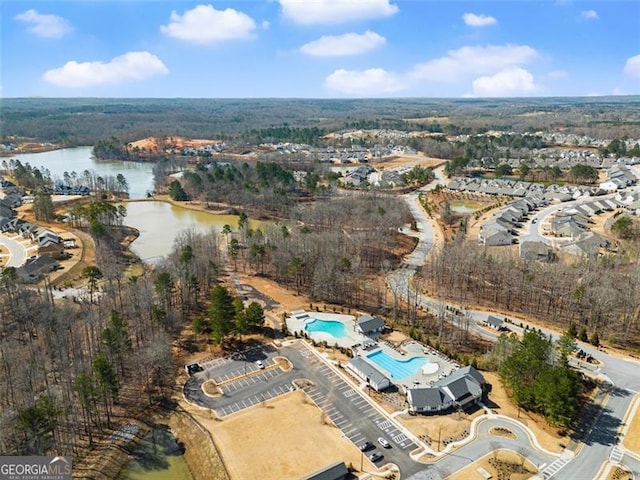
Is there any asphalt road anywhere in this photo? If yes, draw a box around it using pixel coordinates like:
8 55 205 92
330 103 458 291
0 233 29 267
390 173 640 479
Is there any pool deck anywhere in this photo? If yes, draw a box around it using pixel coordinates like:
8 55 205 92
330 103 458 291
286 310 366 349
286 310 461 389
355 341 459 390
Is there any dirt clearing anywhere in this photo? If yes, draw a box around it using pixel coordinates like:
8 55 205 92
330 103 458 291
207 390 369 479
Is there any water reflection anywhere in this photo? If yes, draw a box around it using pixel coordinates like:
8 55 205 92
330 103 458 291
123 201 260 264
8 147 155 199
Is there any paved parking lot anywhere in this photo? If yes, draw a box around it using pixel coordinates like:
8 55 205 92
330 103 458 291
217 382 294 417
184 340 422 476
300 366 416 453
221 368 283 394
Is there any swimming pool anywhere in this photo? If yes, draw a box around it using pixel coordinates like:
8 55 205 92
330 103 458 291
367 350 427 380
304 319 348 338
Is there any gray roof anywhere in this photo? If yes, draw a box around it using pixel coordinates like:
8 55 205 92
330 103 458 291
348 357 390 386
356 314 385 333
486 316 504 328
302 461 349 480
519 241 551 261
456 366 486 387
408 366 485 411
443 377 477 402
407 387 447 410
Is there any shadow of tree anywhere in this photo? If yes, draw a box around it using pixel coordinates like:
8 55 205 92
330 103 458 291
571 403 620 447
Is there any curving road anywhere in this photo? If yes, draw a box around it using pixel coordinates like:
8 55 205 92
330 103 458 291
0 234 29 267
389 172 640 479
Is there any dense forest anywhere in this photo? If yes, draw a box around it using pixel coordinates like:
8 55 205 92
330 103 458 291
230 194 412 306
0 188 412 457
420 240 640 349
0 224 221 456
2 97 640 147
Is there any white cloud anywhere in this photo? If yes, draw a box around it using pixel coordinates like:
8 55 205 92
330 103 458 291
624 54 640 79
324 68 404 95
300 31 386 57
15 9 72 38
463 13 497 27
160 4 256 44
612 87 625 96
471 67 537 97
262 20 271 30
547 70 568 79
279 0 398 25
43 51 169 88
410 44 538 82
580 10 599 20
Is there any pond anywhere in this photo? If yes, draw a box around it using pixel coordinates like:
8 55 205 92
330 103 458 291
449 202 482 214
8 147 155 199
123 200 262 264
119 427 192 480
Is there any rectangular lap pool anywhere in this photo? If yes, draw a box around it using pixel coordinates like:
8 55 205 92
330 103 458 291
367 350 427 380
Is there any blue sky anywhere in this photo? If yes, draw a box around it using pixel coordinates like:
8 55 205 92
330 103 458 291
1 1 639 98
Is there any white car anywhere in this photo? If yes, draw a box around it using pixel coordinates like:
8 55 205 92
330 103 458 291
255 360 265 369
378 437 391 449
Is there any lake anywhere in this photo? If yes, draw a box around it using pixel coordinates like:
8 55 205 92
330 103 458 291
123 201 262 263
8 147 155 199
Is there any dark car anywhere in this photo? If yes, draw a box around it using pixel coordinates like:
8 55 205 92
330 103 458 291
359 441 374 452
369 452 384 463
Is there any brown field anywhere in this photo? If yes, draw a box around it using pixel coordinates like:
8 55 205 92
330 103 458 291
447 449 538 480
404 116 451 124
374 154 446 170
203 390 370 479
129 136 222 151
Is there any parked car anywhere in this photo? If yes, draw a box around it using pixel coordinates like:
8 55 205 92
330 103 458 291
256 360 265 369
359 441 374 452
378 437 391 449
369 452 384 462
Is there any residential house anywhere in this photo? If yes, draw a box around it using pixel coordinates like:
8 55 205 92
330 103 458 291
560 232 610 258
38 232 65 259
0 194 23 208
345 357 391 392
16 256 60 282
625 199 640 216
519 241 554 262
0 204 14 220
550 216 584 239
478 227 513 246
